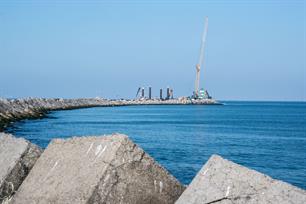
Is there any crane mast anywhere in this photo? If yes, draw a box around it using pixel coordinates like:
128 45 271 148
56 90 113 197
194 16 208 98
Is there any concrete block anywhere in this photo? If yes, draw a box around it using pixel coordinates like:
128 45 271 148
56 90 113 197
0 133 42 203
176 154 306 204
12 134 185 204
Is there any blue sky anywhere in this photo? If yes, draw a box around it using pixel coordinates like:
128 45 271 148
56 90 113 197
0 0 305 101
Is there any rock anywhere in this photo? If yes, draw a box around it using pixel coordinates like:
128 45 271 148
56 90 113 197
175 154 306 204
12 134 185 204
0 133 42 203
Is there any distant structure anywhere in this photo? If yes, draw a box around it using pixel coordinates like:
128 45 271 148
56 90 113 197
170 89 174 99
136 87 141 98
198 88 211 99
160 89 163 100
148 87 152 99
166 87 170 100
135 87 145 99
141 87 145 98
193 16 209 99
135 87 174 100
133 18 213 101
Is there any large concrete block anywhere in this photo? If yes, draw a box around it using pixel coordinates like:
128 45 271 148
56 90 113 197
12 134 185 204
176 154 306 204
0 133 42 203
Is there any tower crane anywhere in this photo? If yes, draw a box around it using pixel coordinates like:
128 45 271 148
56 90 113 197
194 16 208 99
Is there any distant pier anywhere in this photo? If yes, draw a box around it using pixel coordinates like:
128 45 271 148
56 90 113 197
0 97 221 131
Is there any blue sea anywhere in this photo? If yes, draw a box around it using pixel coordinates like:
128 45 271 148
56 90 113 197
5 101 306 189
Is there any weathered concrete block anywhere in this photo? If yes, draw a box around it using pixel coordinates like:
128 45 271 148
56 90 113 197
0 133 42 203
12 134 185 204
176 154 306 204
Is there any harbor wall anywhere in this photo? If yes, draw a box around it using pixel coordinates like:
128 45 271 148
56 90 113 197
0 97 220 131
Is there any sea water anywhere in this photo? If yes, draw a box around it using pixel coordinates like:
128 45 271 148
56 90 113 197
6 101 306 189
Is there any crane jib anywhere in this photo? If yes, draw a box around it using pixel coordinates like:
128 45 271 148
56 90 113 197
194 16 209 98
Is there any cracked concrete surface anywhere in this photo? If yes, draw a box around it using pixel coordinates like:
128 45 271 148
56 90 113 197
0 133 42 203
175 154 306 204
11 134 185 204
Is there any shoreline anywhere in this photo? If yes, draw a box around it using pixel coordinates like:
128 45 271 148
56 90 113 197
0 97 221 131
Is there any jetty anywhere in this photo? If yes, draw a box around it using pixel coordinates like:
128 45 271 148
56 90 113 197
0 97 220 131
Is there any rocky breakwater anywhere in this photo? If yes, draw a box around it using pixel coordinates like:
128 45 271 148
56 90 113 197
1 133 185 204
176 155 306 204
0 133 42 203
0 133 305 204
0 98 113 131
0 97 221 131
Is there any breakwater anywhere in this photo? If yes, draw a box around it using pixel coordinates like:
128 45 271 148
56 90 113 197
0 97 220 131
1 133 305 204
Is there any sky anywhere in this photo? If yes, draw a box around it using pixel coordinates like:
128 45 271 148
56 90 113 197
0 0 305 101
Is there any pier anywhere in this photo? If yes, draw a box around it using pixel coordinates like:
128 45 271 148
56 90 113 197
0 97 221 131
